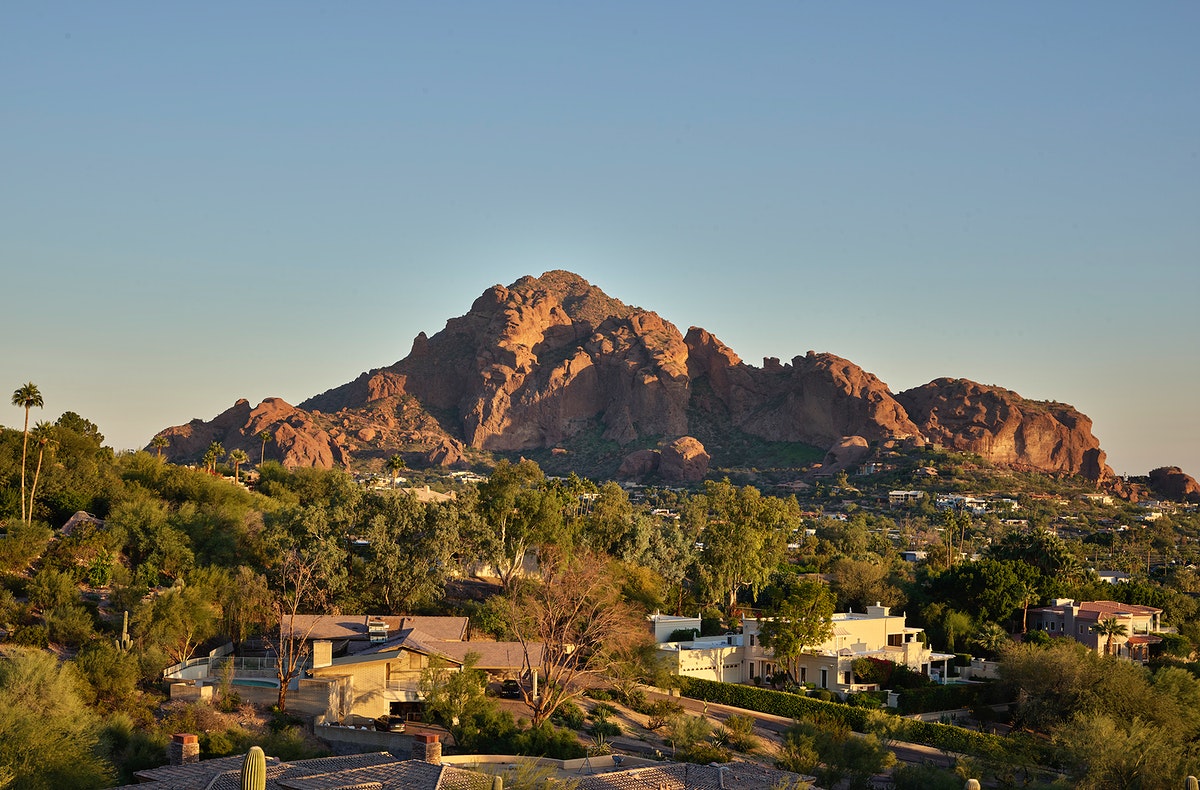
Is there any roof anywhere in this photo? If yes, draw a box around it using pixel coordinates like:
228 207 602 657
1029 600 1162 621
311 629 538 673
574 761 813 790
125 752 491 790
284 615 470 643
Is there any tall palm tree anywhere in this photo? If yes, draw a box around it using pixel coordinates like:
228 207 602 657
1091 617 1129 657
386 454 407 489
151 434 169 460
228 449 249 482
206 441 226 474
26 421 55 522
258 430 273 466
11 382 44 524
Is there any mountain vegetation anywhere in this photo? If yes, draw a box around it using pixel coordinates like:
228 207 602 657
5 369 1200 786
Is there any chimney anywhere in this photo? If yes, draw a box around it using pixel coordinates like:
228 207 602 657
312 640 332 669
169 733 199 765
412 733 442 765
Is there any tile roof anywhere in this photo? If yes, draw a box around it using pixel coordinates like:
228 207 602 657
574 761 812 790
121 752 491 790
284 616 470 643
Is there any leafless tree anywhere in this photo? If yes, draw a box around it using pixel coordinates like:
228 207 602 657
270 549 332 711
506 547 640 726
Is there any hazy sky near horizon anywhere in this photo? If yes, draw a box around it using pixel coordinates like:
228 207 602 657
2 3 1197 477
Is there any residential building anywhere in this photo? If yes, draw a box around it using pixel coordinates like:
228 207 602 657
308 627 539 722
659 603 953 695
1026 598 1164 661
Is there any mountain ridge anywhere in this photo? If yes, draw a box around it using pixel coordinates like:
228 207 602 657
152 271 1115 483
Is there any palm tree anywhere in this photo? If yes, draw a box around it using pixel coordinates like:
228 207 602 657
151 434 169 460
27 421 55 523
11 382 44 524
1091 617 1129 657
206 441 226 474
258 430 273 466
228 449 250 482
971 622 1010 659
386 454 407 489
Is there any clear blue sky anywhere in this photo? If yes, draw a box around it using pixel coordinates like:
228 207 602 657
2 3 1197 477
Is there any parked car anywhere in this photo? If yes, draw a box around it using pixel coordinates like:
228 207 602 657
499 679 523 699
374 715 406 732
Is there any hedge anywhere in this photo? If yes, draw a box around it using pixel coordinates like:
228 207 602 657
896 682 984 715
678 677 869 731
677 677 1029 761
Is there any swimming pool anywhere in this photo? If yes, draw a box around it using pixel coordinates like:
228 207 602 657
230 678 279 688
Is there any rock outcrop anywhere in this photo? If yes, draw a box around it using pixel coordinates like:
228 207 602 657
152 398 348 469
1147 467 1200 504
153 271 1115 480
895 379 1112 482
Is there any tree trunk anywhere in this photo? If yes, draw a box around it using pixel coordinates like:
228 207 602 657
28 446 45 523
19 409 30 523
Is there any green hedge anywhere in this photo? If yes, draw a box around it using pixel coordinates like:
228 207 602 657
896 683 983 715
677 677 1018 761
678 677 869 730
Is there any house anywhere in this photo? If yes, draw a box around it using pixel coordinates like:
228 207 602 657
658 632 745 683
888 490 923 506
283 614 470 657
660 603 953 695
1026 598 1164 661
744 603 953 693
647 612 702 643
1095 570 1132 584
308 627 540 722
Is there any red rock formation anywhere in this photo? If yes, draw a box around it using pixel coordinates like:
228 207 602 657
617 449 661 481
659 437 710 483
819 436 872 475
151 398 349 469
1147 467 1200 503
685 327 922 449
155 271 1115 480
895 379 1112 481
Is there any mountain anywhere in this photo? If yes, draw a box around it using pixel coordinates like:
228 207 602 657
150 271 1114 483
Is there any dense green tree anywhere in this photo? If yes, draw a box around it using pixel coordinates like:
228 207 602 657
133 581 220 666
418 652 488 736
757 576 836 682
362 491 458 613
475 459 563 589
689 481 792 609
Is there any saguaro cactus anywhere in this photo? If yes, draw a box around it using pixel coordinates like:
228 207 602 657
241 745 266 790
115 610 133 652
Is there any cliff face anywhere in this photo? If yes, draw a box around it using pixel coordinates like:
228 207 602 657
895 379 1112 481
152 271 1114 481
153 397 349 469
1147 467 1200 504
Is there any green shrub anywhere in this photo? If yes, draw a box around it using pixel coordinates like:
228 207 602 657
551 701 586 729
891 762 967 790
717 714 759 753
